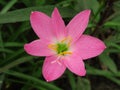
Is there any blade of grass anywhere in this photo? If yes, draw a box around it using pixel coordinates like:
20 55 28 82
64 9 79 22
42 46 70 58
99 51 117 73
67 71 76 90
4 70 62 90
0 74 4 90
0 0 17 14
104 21 120 26
4 42 24 47
105 76 120 85
0 29 6 59
8 78 47 90
0 5 77 24
77 77 91 90
0 48 14 53
86 65 120 77
86 65 120 86
8 22 31 41
1 49 24 66
0 56 34 73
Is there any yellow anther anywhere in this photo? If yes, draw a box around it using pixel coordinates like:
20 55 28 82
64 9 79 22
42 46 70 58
61 38 67 43
59 51 72 55
67 38 72 47
48 44 57 51
60 36 72 46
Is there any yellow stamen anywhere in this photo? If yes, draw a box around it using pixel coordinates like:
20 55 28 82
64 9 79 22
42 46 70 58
48 44 57 51
59 51 72 55
60 36 72 47
67 38 72 47
61 37 67 43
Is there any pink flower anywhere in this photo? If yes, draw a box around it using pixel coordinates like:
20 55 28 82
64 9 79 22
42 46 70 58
24 8 106 82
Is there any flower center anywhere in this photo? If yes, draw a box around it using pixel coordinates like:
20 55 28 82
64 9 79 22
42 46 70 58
57 43 68 54
48 37 72 56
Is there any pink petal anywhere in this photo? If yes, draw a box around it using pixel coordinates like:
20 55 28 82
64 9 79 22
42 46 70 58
63 54 86 76
66 10 91 43
30 11 53 40
42 55 66 82
72 35 106 60
51 8 66 39
24 39 54 56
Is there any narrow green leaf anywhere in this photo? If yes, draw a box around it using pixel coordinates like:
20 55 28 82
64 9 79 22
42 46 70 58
0 56 34 73
113 0 120 12
9 22 31 41
77 77 91 90
105 5 120 26
0 74 4 90
74 0 99 14
0 30 6 59
0 6 77 24
0 0 17 14
0 48 14 53
1 49 24 65
86 65 115 77
87 65 120 86
99 52 117 73
67 71 76 90
104 21 120 26
106 42 120 50
105 33 120 44
106 76 120 85
8 78 47 90
4 70 62 90
3 42 24 47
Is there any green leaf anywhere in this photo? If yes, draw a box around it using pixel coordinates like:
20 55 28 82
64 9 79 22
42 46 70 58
0 56 34 73
113 0 120 11
4 70 62 90
109 12 120 21
104 21 120 27
21 0 45 7
0 5 77 24
1 49 24 65
73 0 100 22
105 40 120 50
67 71 76 90
8 21 31 41
0 29 6 59
99 51 117 73
105 32 120 44
0 74 4 90
105 1 120 26
0 0 17 14
87 64 120 77
74 0 99 14
3 42 24 47
77 77 91 90
106 76 120 85
86 65 120 86
35 0 45 6
0 48 14 53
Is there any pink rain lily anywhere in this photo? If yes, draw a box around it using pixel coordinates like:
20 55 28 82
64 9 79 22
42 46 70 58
24 8 106 82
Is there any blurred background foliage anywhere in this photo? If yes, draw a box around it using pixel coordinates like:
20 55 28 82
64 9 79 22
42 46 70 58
0 0 120 90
